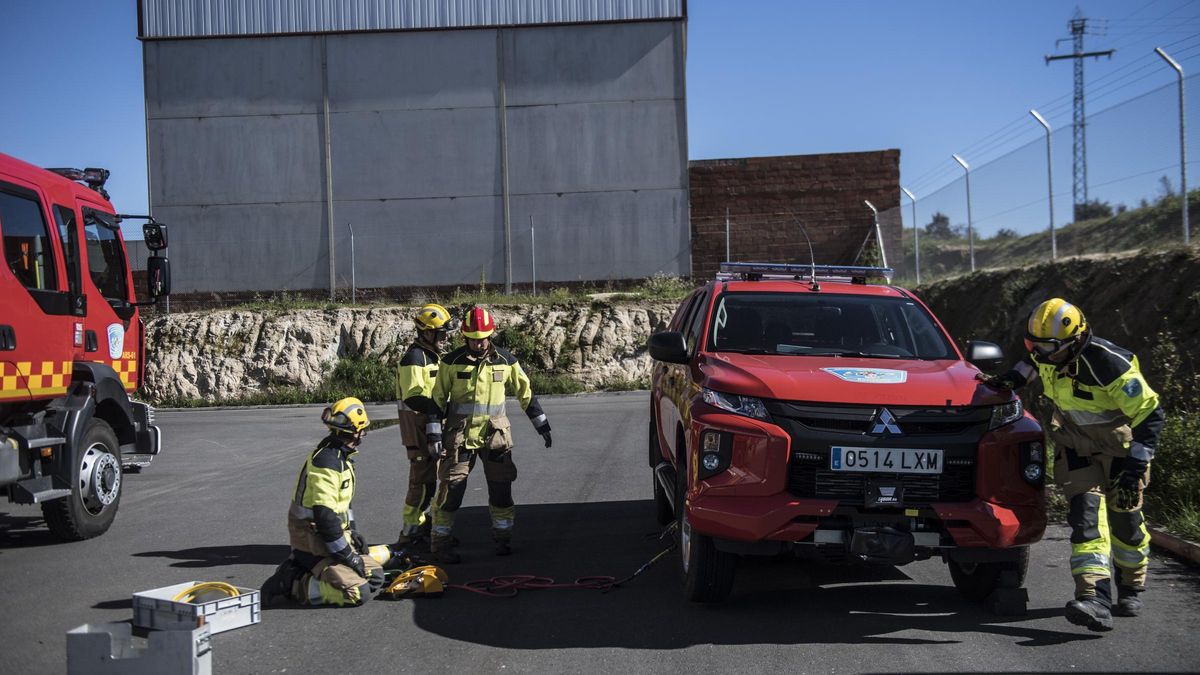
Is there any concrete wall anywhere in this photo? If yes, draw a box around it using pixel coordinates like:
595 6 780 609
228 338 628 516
145 21 688 293
689 151 902 280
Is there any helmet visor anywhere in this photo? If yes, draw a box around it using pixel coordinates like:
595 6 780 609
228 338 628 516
1024 335 1071 360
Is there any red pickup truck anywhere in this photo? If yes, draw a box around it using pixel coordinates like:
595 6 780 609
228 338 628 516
649 263 1046 605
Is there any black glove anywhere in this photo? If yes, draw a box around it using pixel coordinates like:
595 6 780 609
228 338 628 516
541 431 552 448
975 372 1017 390
367 568 386 593
350 529 367 553
1111 457 1148 511
427 433 444 459
333 546 367 578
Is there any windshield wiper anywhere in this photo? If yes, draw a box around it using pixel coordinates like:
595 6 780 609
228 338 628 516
802 349 905 359
717 348 774 355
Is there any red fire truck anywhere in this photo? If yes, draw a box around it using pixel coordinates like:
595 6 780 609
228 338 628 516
1 152 170 540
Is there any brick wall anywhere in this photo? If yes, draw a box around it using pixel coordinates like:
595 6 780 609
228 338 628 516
689 150 902 279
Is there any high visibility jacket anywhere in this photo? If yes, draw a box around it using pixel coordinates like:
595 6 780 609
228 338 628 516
430 345 549 451
396 341 440 446
288 436 357 556
1006 336 1164 462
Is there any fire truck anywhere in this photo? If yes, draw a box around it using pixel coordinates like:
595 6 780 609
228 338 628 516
1 152 170 540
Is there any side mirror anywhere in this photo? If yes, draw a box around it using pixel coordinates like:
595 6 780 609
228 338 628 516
966 340 1005 373
649 331 689 364
147 256 171 299
143 221 168 251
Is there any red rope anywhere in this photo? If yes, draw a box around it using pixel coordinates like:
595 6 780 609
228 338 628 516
448 574 617 597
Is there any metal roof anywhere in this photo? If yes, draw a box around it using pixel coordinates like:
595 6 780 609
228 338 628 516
139 0 685 39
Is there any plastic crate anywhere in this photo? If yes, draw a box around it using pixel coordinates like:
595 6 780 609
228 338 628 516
132 582 260 635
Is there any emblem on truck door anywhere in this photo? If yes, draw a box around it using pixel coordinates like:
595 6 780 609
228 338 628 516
870 408 903 436
107 324 124 359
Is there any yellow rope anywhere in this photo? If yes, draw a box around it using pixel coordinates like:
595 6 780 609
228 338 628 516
172 581 241 603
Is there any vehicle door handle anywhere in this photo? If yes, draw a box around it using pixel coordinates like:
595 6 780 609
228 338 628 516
0 325 14 351
85 330 98 352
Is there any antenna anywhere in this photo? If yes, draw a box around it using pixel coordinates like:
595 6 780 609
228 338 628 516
788 213 820 291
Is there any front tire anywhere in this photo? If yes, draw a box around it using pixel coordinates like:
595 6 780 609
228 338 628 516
650 415 673 525
677 455 736 602
949 547 1029 602
43 418 122 541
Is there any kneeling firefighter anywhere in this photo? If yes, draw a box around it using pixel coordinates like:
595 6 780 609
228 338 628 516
426 306 553 563
980 299 1165 632
261 398 399 606
394 303 459 546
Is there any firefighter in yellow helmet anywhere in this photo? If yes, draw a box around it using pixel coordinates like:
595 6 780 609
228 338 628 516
425 306 552 563
260 397 400 606
394 303 459 546
980 299 1164 632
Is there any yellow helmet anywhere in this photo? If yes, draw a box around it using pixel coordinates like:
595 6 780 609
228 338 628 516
1025 298 1088 360
414 303 457 332
322 397 370 434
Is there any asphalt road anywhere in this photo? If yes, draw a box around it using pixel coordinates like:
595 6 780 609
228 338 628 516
2 391 1199 673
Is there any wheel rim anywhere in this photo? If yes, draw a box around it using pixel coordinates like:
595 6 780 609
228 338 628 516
79 443 121 514
680 509 692 574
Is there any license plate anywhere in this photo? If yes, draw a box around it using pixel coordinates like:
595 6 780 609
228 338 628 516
830 447 943 474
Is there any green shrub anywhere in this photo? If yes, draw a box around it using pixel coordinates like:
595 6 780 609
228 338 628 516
529 372 584 395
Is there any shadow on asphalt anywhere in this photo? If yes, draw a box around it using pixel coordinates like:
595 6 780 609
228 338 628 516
132 543 291 568
400 499 1101 649
0 511 60 548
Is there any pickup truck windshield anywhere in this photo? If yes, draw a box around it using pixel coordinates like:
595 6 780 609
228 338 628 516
708 292 956 360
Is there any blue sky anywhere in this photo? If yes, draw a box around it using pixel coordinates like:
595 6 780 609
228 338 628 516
3 0 1198 238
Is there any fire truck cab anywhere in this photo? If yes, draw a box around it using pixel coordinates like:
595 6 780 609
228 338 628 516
1 151 170 540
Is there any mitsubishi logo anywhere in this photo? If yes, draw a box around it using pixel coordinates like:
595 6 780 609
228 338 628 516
870 408 903 435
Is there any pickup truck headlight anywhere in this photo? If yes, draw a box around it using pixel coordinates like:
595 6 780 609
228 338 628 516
989 397 1023 430
702 388 770 421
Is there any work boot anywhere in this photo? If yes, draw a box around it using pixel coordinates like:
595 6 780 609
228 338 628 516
260 560 303 606
1113 588 1144 617
494 541 512 557
429 541 461 565
1064 597 1114 632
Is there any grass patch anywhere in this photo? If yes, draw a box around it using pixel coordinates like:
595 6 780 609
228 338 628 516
529 372 585 395
598 376 650 392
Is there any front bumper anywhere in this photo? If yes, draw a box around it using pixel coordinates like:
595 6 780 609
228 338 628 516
684 404 1047 554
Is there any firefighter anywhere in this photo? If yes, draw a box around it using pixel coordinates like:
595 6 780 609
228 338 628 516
425 306 553 563
980 299 1164 632
260 397 395 607
394 303 459 546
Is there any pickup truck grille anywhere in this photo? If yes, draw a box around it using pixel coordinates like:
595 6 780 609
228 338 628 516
773 403 992 437
787 459 976 504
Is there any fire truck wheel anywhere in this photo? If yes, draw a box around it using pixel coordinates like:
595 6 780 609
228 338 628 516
43 418 122 541
948 547 1030 602
676 447 736 603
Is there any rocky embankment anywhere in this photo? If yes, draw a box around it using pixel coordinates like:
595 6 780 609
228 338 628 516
144 301 679 403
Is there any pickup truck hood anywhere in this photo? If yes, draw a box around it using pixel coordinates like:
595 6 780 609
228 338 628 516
698 353 1011 407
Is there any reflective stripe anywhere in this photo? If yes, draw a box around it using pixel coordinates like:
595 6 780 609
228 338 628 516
426 421 442 435
1063 408 1126 426
1014 360 1036 381
531 414 548 427
432 524 453 536
1051 302 1073 339
493 518 514 530
289 503 314 520
308 578 324 603
1112 545 1148 569
452 402 505 417
397 400 412 412
325 535 349 554
1070 552 1110 575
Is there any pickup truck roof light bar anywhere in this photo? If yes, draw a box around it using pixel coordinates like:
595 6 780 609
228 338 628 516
717 262 894 285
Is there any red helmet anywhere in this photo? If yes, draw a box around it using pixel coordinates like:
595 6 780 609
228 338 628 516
462 306 496 339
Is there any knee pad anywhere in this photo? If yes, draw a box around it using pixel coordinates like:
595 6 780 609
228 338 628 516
1068 492 1103 543
487 480 514 508
440 478 469 512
